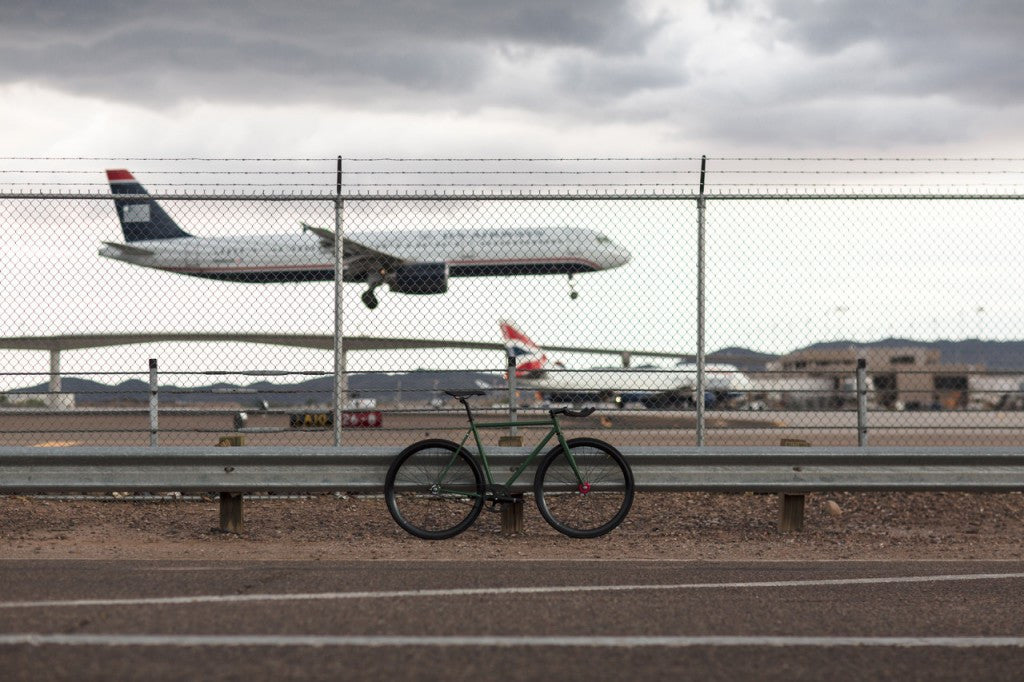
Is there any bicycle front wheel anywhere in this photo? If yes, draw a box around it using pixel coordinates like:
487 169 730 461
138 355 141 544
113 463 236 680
533 438 634 538
385 439 485 540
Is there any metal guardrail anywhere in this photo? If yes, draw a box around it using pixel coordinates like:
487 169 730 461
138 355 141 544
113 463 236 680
4 447 1024 494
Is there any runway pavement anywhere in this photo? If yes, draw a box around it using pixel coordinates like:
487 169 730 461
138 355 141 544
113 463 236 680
2 560 1023 680
4 407 1024 447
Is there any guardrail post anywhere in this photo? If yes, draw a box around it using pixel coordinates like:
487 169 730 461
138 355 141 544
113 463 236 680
149 358 158 447
219 493 243 533
216 436 244 532
778 438 810 532
857 359 868 447
778 493 805 532
501 493 524 535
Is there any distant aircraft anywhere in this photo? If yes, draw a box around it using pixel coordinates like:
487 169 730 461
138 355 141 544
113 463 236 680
501 320 753 408
100 170 632 309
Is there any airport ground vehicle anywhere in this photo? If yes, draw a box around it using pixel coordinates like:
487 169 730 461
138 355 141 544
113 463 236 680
384 390 634 539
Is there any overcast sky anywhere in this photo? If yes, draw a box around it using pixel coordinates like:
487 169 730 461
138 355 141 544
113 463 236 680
2 0 1023 159
3 0 1024 392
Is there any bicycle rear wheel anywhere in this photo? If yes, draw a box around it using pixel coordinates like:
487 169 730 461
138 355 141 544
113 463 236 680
533 438 634 538
385 439 485 540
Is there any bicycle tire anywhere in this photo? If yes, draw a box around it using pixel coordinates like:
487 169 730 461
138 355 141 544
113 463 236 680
533 437 634 539
385 439 485 540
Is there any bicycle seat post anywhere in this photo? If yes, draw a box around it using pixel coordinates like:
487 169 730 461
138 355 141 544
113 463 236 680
460 396 475 424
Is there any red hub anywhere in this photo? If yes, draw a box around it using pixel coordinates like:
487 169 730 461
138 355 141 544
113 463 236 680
578 482 591 494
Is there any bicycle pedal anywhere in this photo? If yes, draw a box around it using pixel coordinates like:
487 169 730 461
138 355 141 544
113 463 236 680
485 497 518 512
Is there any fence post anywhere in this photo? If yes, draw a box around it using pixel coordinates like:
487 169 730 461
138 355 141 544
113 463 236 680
149 358 158 447
857 358 869 446
333 156 345 447
508 349 518 438
500 350 522 447
696 155 707 446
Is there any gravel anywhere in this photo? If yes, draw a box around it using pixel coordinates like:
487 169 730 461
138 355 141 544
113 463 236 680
2 491 1022 561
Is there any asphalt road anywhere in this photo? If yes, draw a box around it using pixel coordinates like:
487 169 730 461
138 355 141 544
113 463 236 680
2 560 1023 680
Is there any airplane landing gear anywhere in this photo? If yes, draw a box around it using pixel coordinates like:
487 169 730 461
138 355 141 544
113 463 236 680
568 274 579 300
361 288 379 309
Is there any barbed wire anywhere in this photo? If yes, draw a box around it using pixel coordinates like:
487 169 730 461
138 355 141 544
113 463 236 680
4 155 1024 162
5 158 1024 194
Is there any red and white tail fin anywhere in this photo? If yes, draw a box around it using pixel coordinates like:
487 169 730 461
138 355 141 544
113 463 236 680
500 320 549 376
106 169 192 242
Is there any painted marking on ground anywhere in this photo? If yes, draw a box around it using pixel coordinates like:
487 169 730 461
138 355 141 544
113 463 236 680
1 572 1022 610
2 634 1024 649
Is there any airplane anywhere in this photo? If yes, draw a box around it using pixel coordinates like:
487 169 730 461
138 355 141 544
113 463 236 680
501 320 754 408
99 170 632 309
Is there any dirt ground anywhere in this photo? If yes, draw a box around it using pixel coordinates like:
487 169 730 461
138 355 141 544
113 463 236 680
2 491 1022 562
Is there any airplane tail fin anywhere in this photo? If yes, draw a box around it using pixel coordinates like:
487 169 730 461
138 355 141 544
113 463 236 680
106 169 192 242
500 320 549 376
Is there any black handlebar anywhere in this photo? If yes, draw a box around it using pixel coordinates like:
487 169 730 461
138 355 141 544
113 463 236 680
549 406 596 419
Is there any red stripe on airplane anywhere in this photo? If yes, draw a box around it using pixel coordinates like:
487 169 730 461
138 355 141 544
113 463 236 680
106 169 135 181
448 257 601 269
162 257 596 275
501 322 538 347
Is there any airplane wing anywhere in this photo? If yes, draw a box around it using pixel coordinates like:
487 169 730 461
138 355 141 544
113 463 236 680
301 222 335 246
301 223 407 275
102 241 155 256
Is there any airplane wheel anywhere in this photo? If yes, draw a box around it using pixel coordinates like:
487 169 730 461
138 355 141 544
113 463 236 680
361 290 379 309
570 291 579 300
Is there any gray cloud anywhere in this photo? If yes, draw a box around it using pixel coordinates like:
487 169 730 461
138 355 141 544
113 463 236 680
768 0 1024 105
555 55 686 101
2 0 1021 153
0 1 666 105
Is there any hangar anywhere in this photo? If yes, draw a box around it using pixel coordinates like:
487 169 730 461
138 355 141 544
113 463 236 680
769 346 979 410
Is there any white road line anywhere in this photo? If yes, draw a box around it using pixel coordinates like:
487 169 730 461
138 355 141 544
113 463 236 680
2 634 1024 649
1 572 1022 610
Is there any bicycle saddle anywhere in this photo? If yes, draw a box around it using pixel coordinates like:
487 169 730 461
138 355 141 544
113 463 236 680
444 389 486 399
549 406 596 418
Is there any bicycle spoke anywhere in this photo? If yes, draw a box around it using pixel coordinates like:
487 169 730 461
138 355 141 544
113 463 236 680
385 440 484 539
534 439 634 538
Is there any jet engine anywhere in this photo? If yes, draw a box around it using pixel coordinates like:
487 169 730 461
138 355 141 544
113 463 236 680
387 262 449 295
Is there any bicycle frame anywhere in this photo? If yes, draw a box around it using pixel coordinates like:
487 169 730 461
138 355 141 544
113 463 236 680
452 410 584 490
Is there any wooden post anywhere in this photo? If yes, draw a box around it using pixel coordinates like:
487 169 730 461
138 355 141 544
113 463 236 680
779 438 810 532
778 493 805 532
219 492 243 533
216 435 245 532
501 494 524 535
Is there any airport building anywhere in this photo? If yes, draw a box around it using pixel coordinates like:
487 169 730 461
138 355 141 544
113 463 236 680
766 346 979 410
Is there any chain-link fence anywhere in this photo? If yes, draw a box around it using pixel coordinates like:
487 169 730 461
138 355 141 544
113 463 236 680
2 158 1024 448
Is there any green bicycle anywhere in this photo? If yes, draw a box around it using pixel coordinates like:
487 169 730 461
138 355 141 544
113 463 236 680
384 390 634 540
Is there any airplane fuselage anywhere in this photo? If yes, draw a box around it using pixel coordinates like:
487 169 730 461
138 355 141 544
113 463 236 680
518 362 753 406
98 226 631 284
